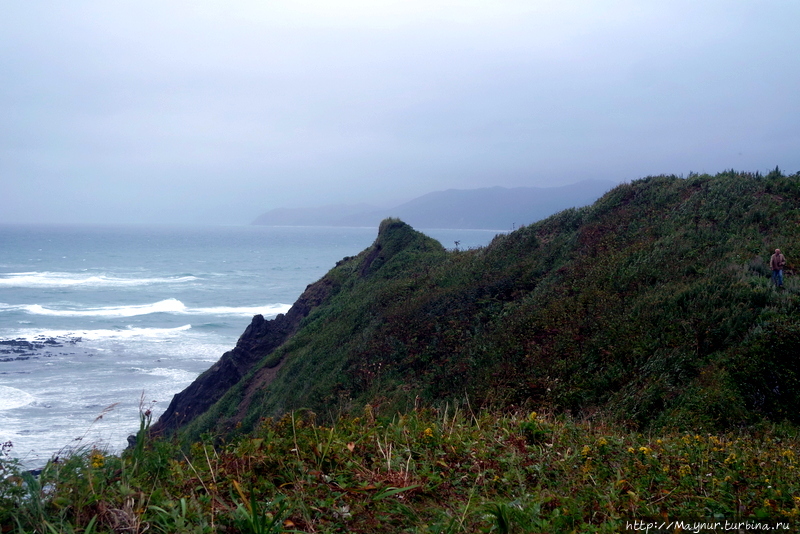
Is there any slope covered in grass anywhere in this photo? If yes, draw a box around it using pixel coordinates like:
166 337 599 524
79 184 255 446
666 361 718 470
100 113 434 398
4 409 799 532
181 171 800 442
5 171 800 533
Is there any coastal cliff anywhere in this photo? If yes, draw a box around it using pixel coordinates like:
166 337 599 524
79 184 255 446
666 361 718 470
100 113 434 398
150 276 336 436
152 217 444 436
157 171 800 440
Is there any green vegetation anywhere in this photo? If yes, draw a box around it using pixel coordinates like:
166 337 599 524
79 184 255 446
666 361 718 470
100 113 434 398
186 170 800 440
4 170 800 531
3 408 799 532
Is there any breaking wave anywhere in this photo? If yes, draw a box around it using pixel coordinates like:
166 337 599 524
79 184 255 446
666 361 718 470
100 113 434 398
0 300 292 319
0 386 36 410
2 324 192 343
0 271 197 288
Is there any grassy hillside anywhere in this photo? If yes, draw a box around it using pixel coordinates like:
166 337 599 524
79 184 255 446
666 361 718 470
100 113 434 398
183 170 800 441
5 170 800 533
5 409 799 532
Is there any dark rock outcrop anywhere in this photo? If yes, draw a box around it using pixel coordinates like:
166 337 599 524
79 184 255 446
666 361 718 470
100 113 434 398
150 276 335 436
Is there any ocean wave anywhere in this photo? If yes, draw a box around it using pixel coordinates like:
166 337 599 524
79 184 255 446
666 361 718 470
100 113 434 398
0 299 292 318
194 303 292 316
0 271 198 288
14 299 188 318
82 325 194 340
133 367 197 382
2 325 193 344
0 386 36 410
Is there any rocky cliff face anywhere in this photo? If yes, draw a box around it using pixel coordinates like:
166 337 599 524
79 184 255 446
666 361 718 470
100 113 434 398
150 277 335 436
151 219 439 437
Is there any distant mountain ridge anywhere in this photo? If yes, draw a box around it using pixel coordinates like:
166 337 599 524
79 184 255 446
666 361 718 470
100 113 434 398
251 203 378 227
252 180 616 229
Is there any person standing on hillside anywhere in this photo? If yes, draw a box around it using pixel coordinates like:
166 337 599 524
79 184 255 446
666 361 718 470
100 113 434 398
770 248 787 288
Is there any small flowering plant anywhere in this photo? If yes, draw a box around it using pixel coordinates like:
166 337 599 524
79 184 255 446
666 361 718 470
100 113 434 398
90 449 105 469
519 411 552 444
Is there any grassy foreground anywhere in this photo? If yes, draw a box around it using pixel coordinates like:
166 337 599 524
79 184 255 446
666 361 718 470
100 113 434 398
2 407 799 533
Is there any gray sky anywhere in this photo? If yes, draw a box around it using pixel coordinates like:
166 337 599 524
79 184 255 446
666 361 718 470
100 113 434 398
2 1 798 225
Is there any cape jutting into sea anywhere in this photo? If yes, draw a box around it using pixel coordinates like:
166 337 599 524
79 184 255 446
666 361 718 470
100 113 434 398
0 224 501 468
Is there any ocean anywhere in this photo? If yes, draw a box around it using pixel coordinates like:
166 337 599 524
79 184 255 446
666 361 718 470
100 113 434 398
0 224 501 467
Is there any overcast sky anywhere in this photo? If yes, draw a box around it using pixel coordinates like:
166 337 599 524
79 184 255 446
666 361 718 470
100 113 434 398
2 1 798 224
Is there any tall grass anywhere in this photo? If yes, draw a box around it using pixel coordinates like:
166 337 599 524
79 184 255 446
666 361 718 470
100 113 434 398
2 408 798 532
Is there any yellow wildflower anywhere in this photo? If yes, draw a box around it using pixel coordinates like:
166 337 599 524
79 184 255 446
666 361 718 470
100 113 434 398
528 412 537 422
627 447 636 453
581 445 591 457
90 450 104 469
424 427 434 438
678 464 691 477
639 446 651 455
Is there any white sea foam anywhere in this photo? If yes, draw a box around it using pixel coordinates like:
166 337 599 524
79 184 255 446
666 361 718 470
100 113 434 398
137 367 197 382
21 298 188 317
0 386 36 410
3 325 193 343
81 325 194 340
194 303 292 316
1 299 292 318
0 271 197 288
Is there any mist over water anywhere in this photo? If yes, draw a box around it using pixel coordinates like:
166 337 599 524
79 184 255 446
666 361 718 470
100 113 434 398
0 224 501 467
